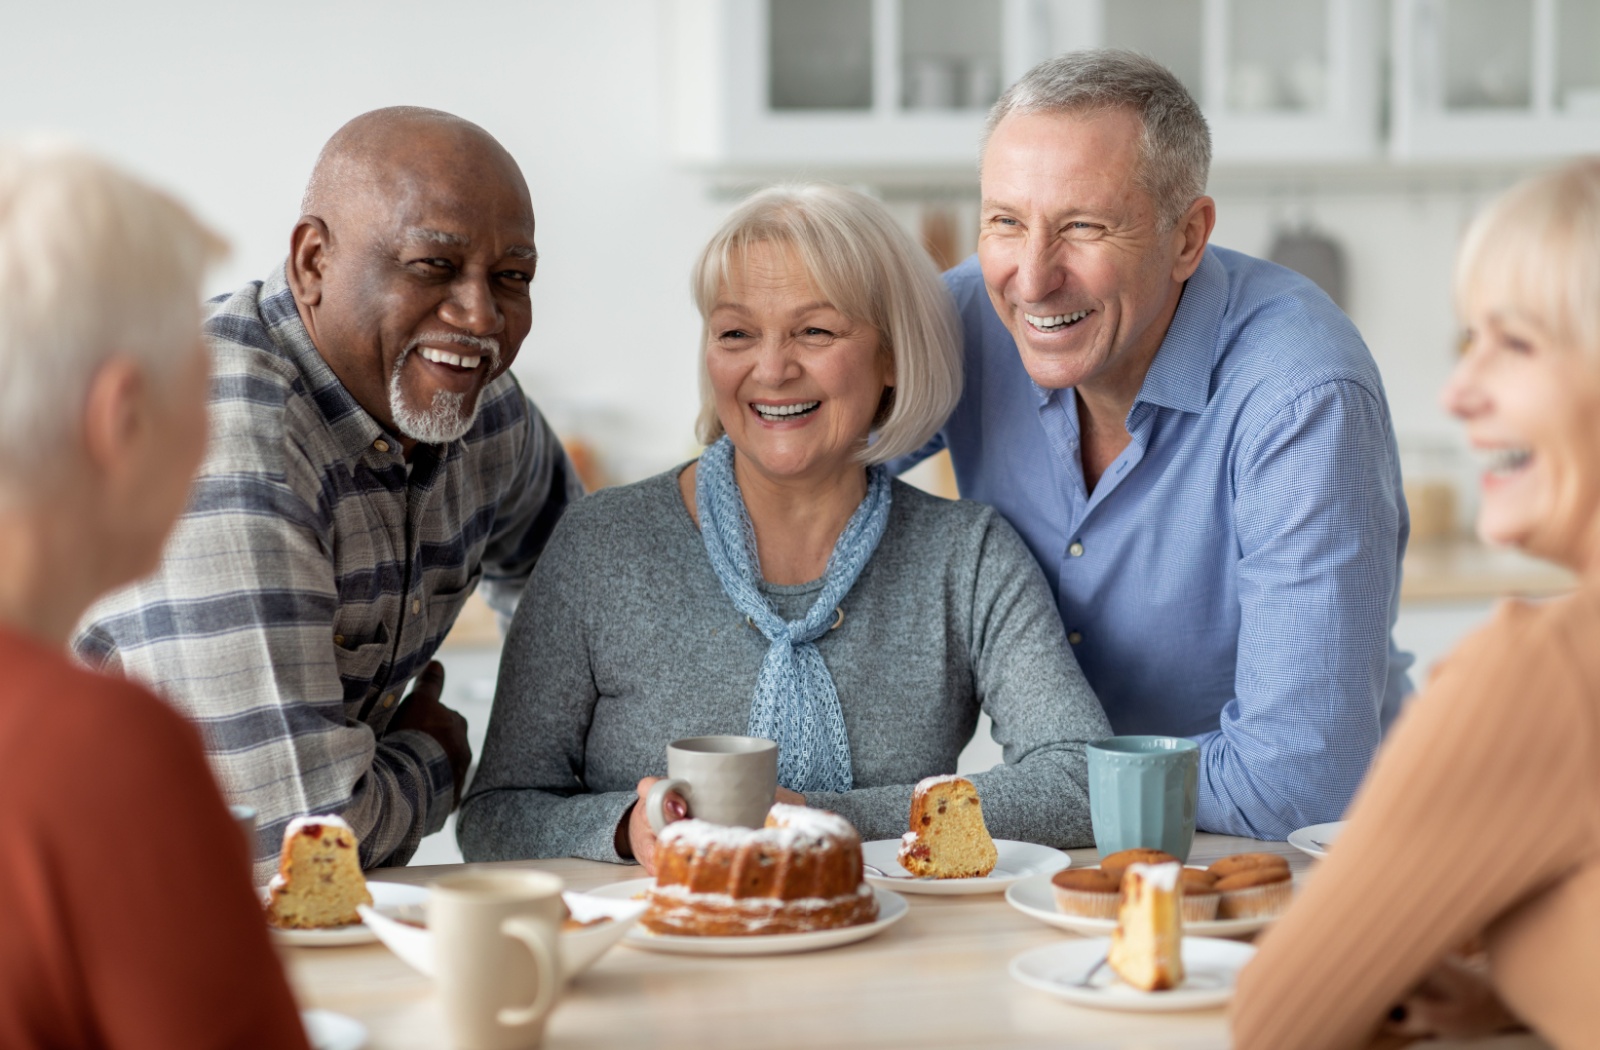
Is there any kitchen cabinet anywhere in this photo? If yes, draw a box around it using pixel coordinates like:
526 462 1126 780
1391 0 1600 159
666 0 1384 171
1054 0 1384 161
669 0 1041 170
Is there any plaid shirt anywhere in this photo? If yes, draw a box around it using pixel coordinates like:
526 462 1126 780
74 265 579 883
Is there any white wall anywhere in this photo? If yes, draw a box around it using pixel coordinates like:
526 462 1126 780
0 0 728 482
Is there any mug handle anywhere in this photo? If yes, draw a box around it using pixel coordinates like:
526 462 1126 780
496 916 558 1027
645 777 691 833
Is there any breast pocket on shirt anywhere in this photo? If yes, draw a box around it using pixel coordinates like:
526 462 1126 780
334 624 392 707
424 572 484 647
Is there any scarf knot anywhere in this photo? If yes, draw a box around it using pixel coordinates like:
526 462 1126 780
695 437 891 793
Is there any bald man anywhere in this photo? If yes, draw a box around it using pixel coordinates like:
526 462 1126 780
74 108 580 881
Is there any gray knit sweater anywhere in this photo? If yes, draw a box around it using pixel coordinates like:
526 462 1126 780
457 466 1111 863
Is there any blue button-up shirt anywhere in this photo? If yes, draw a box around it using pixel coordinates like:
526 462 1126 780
916 247 1412 840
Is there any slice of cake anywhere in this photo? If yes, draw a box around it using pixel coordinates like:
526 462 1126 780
1108 861 1185 991
264 815 373 930
897 775 999 879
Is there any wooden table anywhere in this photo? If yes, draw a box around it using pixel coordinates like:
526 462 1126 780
282 834 1546 1050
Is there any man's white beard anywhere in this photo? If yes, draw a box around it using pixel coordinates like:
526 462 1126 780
387 337 498 445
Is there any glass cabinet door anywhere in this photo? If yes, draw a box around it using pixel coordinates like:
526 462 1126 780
900 0 1004 110
768 0 874 110
1557 0 1600 114
1227 0 1331 113
1438 0 1535 110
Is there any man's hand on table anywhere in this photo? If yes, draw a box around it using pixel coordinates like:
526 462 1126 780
616 780 808 875
389 660 472 806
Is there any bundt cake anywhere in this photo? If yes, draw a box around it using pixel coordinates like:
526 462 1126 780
897 774 998 878
263 815 372 930
1108 861 1185 991
643 804 877 936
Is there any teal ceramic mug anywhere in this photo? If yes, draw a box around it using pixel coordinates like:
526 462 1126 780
1086 736 1199 862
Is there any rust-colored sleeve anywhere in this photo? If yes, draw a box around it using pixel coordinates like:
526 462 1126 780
0 643 311 1050
1230 598 1598 1050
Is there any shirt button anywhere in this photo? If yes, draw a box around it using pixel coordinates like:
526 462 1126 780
333 634 345 646
373 439 390 453
411 598 421 614
1067 631 1083 645
382 693 397 709
1068 541 1085 557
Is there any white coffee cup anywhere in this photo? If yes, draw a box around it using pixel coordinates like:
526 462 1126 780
428 871 564 1050
229 804 257 859
645 735 778 832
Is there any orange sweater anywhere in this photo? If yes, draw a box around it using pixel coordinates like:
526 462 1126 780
1232 587 1600 1050
0 627 310 1050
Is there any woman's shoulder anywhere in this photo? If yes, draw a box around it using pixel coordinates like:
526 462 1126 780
557 464 691 529
540 464 698 563
886 480 1021 548
1429 587 1600 727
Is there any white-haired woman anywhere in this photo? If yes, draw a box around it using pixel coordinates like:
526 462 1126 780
1233 159 1600 1049
0 144 309 1046
460 184 1110 870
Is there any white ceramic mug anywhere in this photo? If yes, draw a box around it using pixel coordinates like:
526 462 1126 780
228 804 257 860
428 871 564 1050
645 735 777 832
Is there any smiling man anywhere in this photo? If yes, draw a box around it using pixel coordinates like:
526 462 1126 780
73 108 580 881
908 52 1412 839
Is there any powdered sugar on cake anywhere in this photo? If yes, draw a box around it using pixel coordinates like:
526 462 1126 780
1127 861 1181 890
284 814 353 836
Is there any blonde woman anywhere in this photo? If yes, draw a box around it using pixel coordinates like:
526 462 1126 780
460 185 1111 870
1232 159 1600 1049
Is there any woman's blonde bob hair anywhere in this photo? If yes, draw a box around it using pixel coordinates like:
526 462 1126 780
691 184 963 465
1455 158 1600 354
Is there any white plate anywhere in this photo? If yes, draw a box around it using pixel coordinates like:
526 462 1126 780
585 878 908 956
1010 936 1256 1012
860 838 1071 895
301 1009 367 1050
359 888 647 980
265 881 428 947
1005 873 1280 938
1287 820 1346 859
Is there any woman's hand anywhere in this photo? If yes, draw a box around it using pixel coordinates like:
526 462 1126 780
619 782 805 873
1383 956 1523 1040
620 777 686 875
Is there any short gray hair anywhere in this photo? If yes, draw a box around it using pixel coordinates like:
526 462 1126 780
0 141 227 485
691 184 962 465
984 49 1211 230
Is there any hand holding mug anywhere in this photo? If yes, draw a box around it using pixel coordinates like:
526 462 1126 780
625 777 685 876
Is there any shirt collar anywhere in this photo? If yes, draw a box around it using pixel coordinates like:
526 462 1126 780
1132 247 1226 416
257 263 436 474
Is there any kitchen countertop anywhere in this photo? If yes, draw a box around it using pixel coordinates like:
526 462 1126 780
1399 537 1574 603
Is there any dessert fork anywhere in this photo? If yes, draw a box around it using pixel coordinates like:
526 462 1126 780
862 863 931 881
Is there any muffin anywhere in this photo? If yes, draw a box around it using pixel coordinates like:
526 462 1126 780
1178 866 1220 922
1099 848 1179 885
1206 852 1290 880
1214 866 1293 919
1051 868 1121 919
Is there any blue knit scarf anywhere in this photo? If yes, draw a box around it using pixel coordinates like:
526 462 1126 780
695 436 891 793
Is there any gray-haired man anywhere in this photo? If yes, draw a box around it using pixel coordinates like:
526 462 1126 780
903 51 1411 840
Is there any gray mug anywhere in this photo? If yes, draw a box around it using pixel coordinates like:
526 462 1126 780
645 735 777 832
1086 735 1199 862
